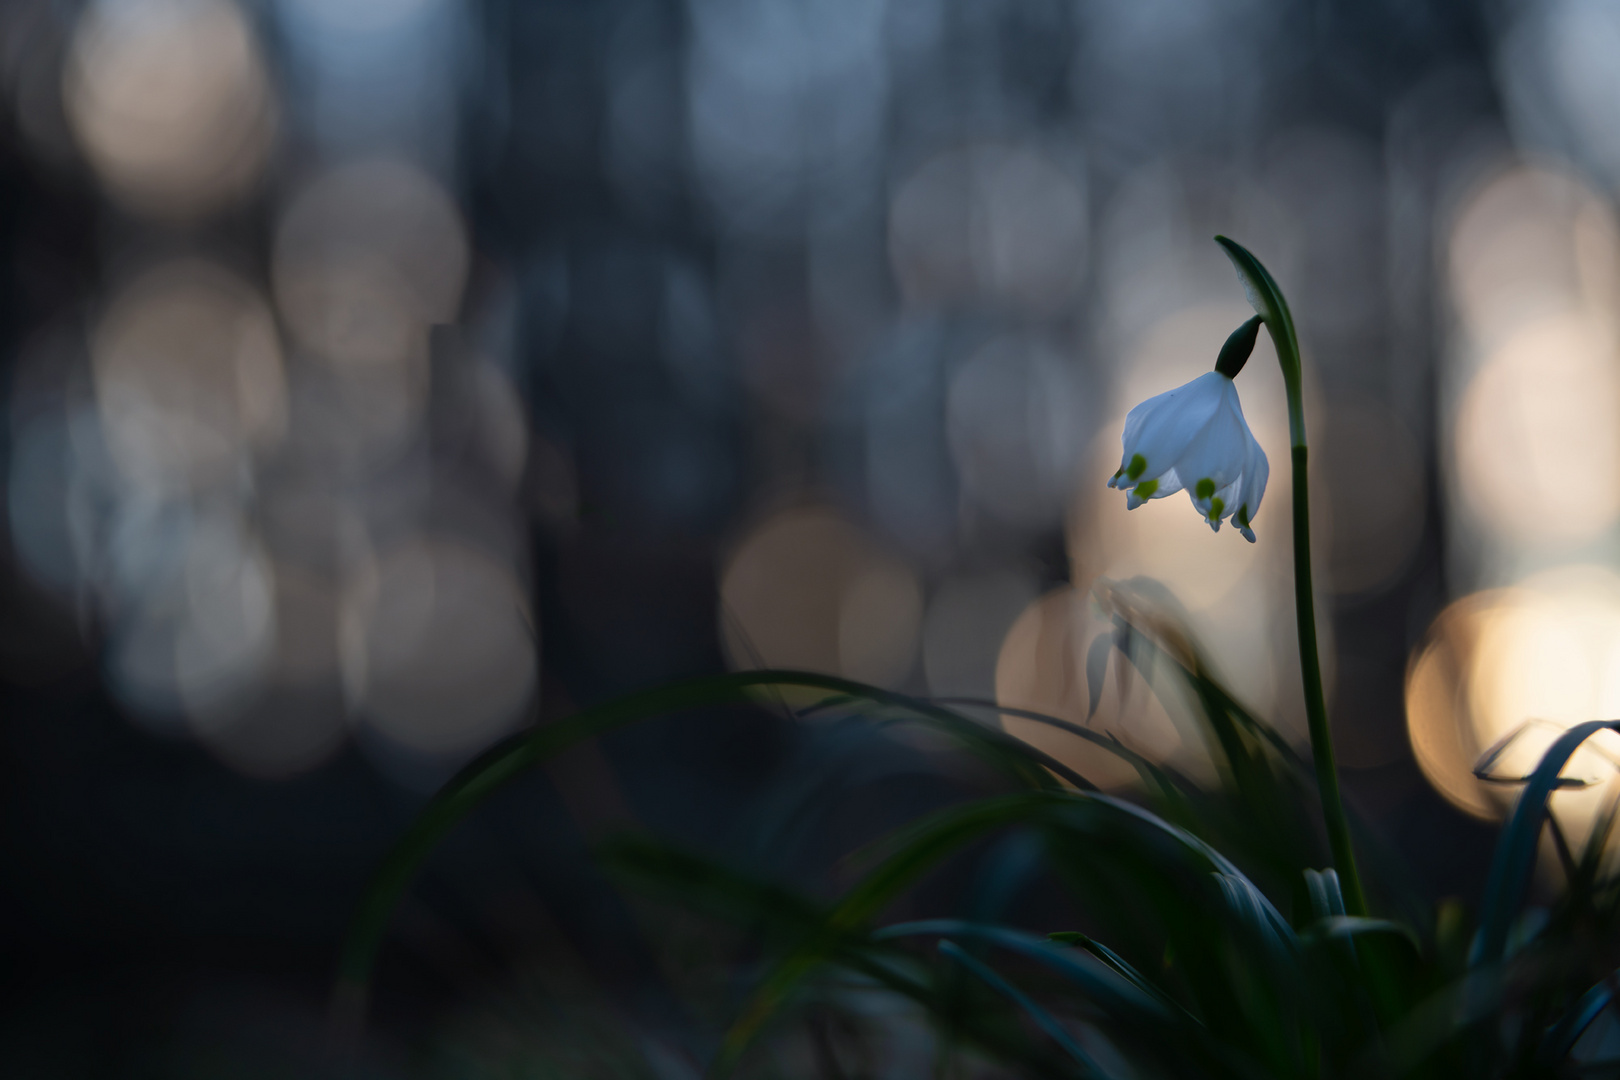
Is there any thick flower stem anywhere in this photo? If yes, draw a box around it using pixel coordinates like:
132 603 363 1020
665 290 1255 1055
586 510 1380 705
1215 234 1368 917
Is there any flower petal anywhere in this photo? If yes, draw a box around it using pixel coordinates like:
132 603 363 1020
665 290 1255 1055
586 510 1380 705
1238 428 1269 518
1173 378 1252 505
1122 467 1185 510
1148 466 1184 499
1110 366 1269 543
1216 430 1268 542
1114 372 1227 487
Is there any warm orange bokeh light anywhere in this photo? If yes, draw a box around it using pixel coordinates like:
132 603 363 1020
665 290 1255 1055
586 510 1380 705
1407 568 1620 859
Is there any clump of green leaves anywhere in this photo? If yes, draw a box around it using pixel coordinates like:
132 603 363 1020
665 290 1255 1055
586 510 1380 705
338 583 1620 1078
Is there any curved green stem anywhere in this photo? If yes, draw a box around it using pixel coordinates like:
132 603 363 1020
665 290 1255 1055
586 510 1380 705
1216 236 1368 917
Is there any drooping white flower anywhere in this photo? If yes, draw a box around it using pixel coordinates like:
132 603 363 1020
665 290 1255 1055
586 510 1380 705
1107 370 1269 542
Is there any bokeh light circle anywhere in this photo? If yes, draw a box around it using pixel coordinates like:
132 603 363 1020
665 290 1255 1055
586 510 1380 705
273 158 468 370
1448 164 1616 352
889 142 1087 315
1453 313 1620 544
1407 567 1620 846
946 337 1090 529
344 537 536 756
64 0 277 217
719 505 922 690
91 260 287 494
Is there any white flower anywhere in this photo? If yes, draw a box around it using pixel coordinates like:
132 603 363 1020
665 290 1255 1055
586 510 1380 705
1107 370 1269 542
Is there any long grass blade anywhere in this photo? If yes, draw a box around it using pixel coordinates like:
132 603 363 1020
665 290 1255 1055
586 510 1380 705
332 669 1079 1034
1304 868 1345 920
1090 586 1309 780
1376 954 1555 1075
876 920 1172 1023
595 834 1096 1076
1539 971 1619 1068
936 939 1114 1078
716 787 1264 1071
1213 872 1299 959
1047 931 1171 1006
882 922 1259 1079
1298 916 1420 952
1085 631 1113 721
595 833 829 934
930 697 1197 803
1473 720 1620 967
715 791 1084 1071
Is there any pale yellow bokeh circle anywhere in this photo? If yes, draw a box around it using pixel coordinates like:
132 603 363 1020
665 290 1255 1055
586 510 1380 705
65 0 277 217
1448 164 1618 352
1453 313 1620 544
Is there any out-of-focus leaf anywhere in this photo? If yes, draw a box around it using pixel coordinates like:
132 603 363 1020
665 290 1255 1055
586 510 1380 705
887 922 1249 1078
1298 917 1420 953
877 920 1172 1023
602 834 1091 1078
1376 954 1554 1075
720 786 1290 1073
1304 868 1346 921
1473 720 1620 968
932 697 1196 807
1538 970 1619 1069
1091 581 1309 785
596 833 828 933
1472 721 1598 789
968 830 1045 927
1076 790 1285 891
1572 792 1620 904
1047 931 1171 1007
1213 871 1300 963
334 669 1085 1033
936 940 1115 1078
1085 631 1112 721
718 791 1078 1070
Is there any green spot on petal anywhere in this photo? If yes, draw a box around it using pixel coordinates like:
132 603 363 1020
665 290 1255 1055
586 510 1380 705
1133 479 1159 499
1208 496 1225 520
1195 478 1215 499
1235 504 1250 528
1126 454 1147 480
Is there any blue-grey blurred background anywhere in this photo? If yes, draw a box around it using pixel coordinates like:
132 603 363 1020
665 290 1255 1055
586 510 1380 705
4 0 1620 1073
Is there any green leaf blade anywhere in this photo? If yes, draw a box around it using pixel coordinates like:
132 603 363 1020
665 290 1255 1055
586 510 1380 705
1473 719 1620 968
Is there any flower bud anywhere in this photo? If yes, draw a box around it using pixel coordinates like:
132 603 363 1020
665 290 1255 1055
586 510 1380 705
1213 315 1263 379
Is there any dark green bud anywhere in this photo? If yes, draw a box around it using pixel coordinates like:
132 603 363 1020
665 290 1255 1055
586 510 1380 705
1214 314 1263 378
